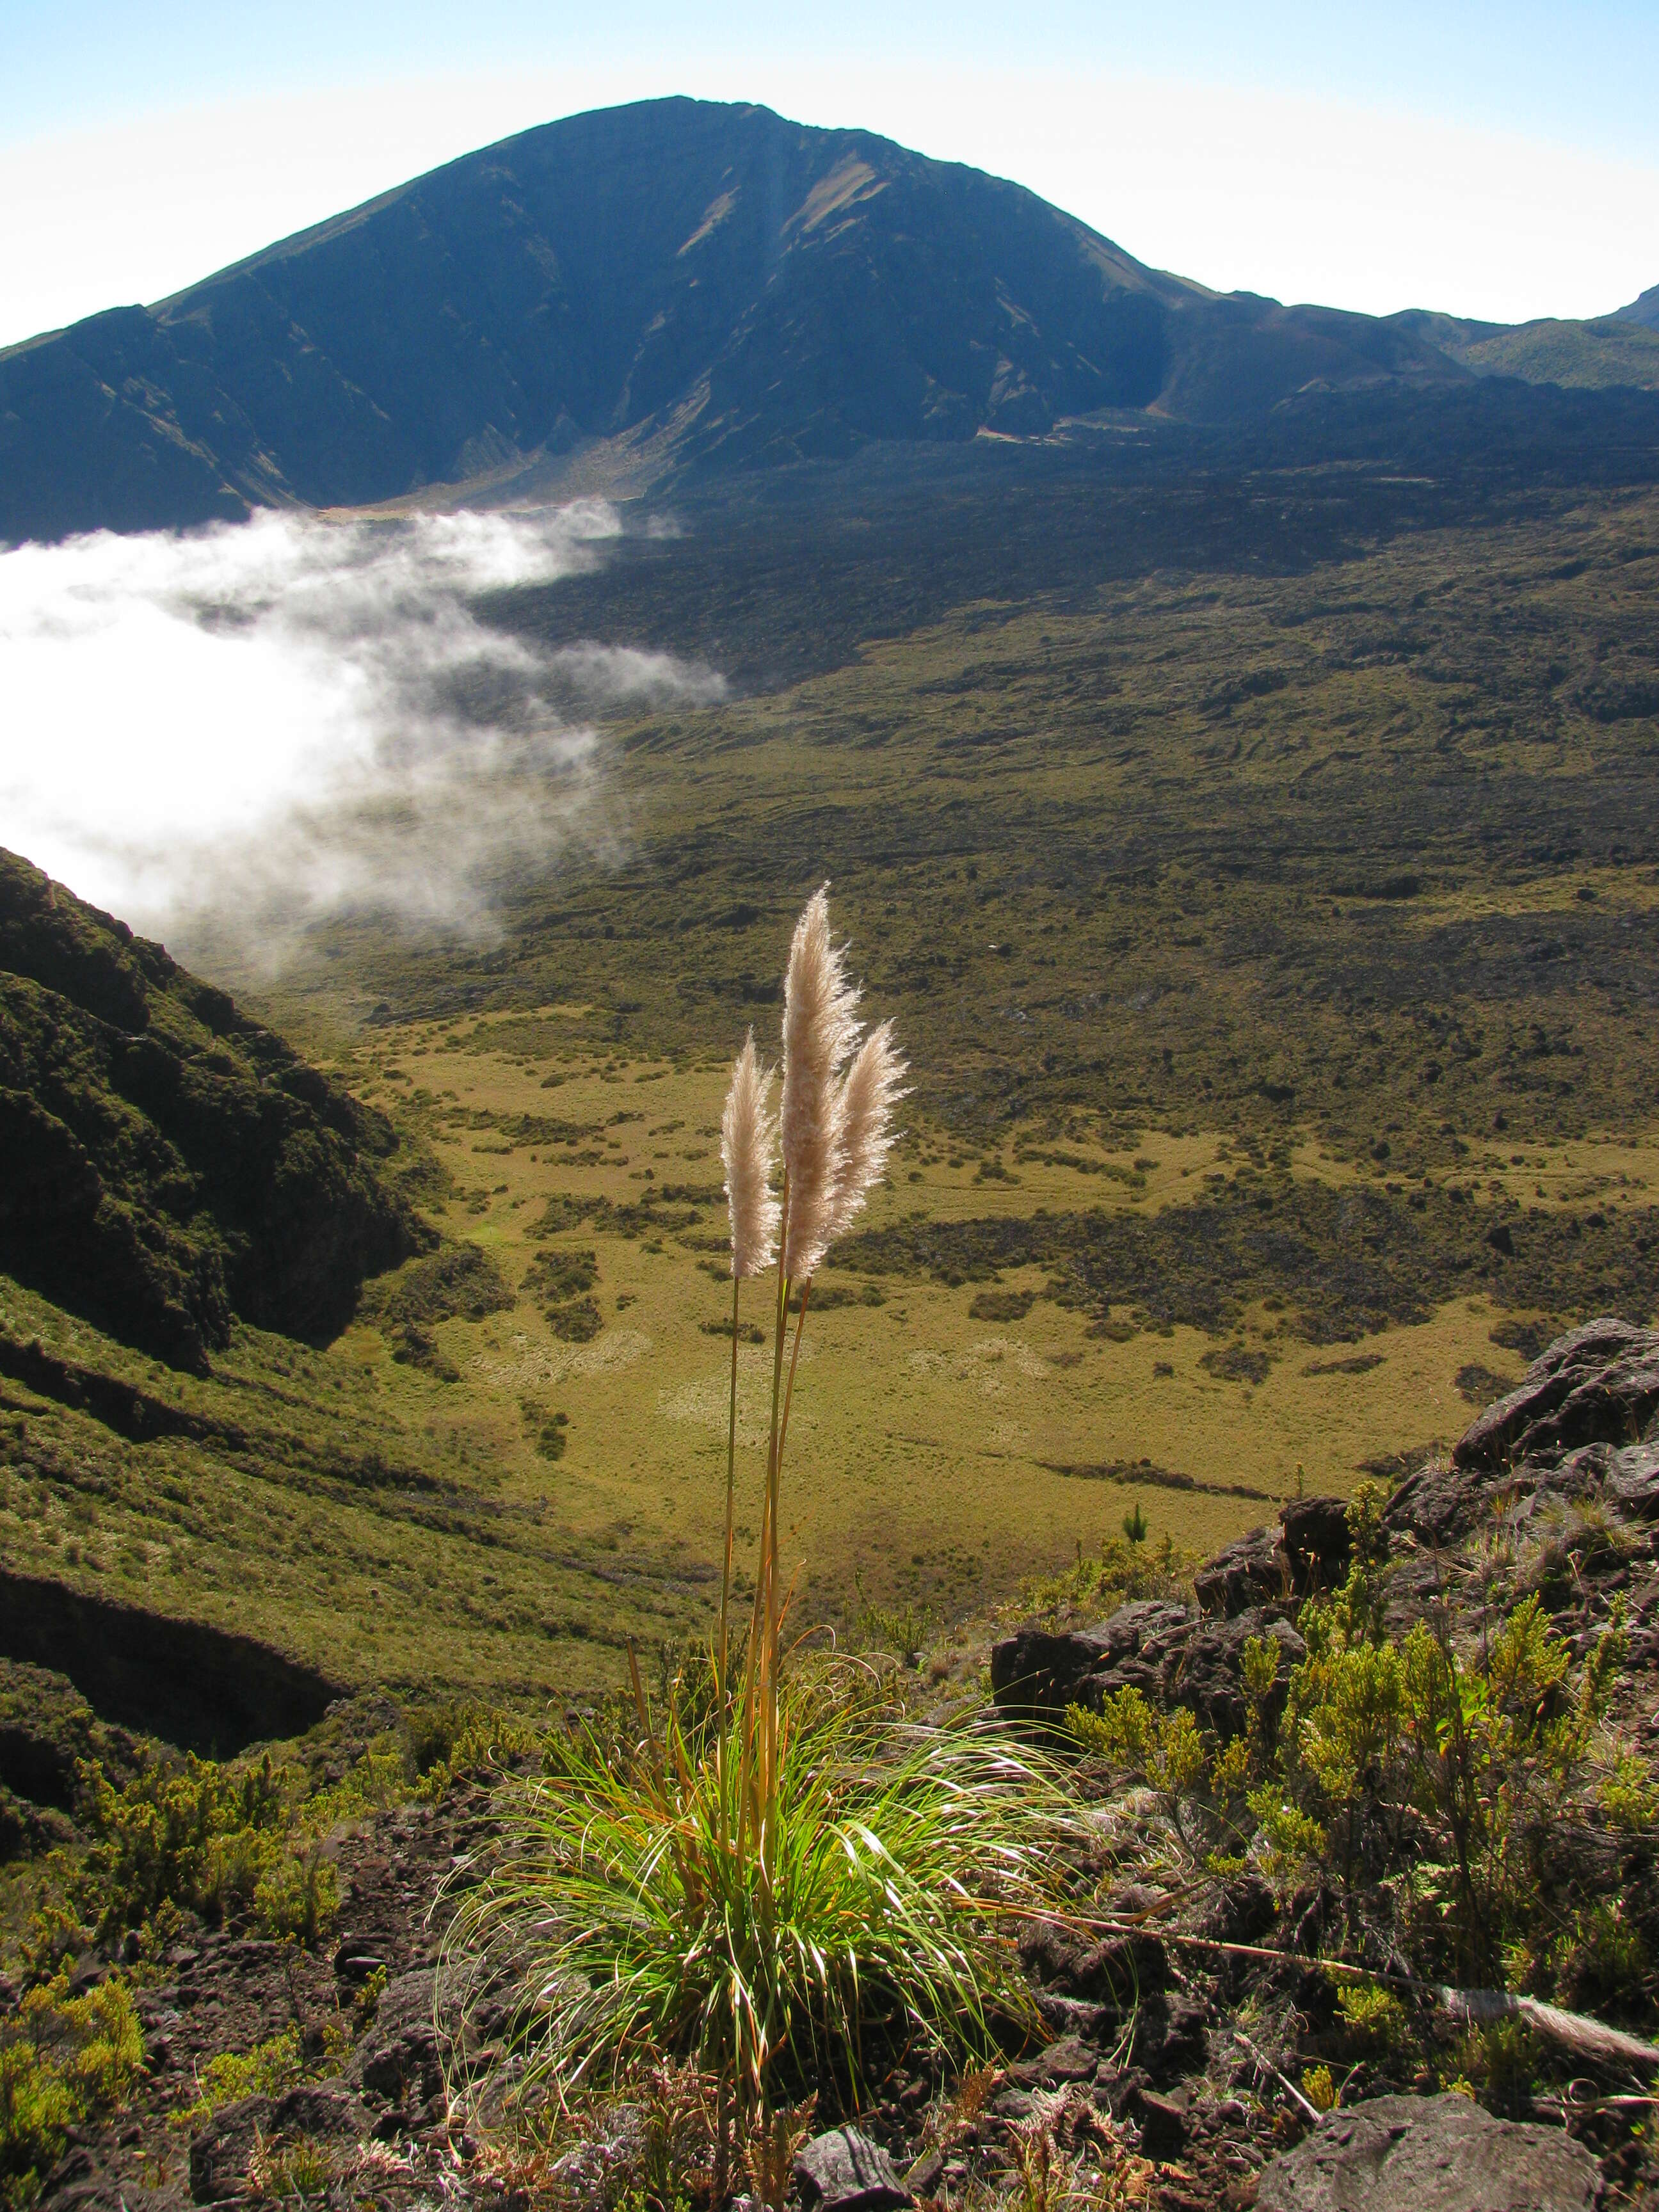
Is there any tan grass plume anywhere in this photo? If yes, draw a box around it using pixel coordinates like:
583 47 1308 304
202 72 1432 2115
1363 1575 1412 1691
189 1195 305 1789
721 1031 780 1279
780 886 862 1280
822 1020 908 1249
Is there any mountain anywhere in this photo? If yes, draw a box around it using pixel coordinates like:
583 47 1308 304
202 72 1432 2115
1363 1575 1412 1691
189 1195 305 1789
1396 303 1659 392
0 849 426 1368
0 97 1472 543
1617 283 1659 330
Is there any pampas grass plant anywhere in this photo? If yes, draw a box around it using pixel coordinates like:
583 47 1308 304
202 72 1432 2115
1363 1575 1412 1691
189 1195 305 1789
442 888 1079 2158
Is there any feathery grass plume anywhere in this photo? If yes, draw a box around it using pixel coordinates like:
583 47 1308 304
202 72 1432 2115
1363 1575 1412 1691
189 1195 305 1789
822 1020 907 1249
779 886 862 1281
717 1031 778 1692
720 1031 780 1280
439 890 1008 2161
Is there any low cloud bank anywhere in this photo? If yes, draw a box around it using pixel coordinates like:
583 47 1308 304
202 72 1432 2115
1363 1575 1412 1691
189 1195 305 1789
0 503 723 957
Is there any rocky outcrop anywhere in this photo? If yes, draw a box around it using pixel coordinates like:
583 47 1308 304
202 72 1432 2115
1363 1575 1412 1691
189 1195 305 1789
795 2128 913 2212
1452 1317 1659 1471
1256 2092 1600 2211
992 1496 1347 1733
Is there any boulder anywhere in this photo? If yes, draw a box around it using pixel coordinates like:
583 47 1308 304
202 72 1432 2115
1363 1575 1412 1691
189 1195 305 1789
1610 1439 1659 1518
1382 1460 1492 1548
794 2128 913 2212
1453 1318 1659 1471
989 1624 1115 1719
1006 2033 1100 2088
1194 1527 1287 1617
1281 1496 1352 1589
1126 2084 1189 2157
1164 1611 1304 1740
1256 2092 1599 2211
346 1968 440 2105
990 1601 1192 1720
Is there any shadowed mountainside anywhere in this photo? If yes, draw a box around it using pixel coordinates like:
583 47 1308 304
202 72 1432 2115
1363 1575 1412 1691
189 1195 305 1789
4 104 1656 545
0 850 426 1369
0 97 1485 543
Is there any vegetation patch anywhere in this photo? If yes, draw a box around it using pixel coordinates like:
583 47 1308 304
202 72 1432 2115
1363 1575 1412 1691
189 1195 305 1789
0 1974 142 2209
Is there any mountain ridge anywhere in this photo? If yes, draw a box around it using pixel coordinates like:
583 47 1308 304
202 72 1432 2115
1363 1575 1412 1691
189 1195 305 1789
0 98 1457 543
2 97 1656 546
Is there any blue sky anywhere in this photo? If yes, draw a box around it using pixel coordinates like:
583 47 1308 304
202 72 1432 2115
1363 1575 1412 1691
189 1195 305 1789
3 1 1656 345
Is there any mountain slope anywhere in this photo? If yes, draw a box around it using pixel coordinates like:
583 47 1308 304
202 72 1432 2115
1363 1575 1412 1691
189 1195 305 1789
1617 283 1659 332
0 850 426 1368
0 97 1468 543
1395 304 1659 392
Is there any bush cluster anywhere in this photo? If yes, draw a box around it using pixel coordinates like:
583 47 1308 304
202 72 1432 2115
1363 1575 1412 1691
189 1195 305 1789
0 1976 142 2209
1068 1484 1659 2035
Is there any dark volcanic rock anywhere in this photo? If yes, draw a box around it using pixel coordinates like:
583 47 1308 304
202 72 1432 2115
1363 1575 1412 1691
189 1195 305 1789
1194 1525 1287 1617
1200 1871 1278 1946
1452 1317 1659 1472
1006 2034 1099 2090
348 1969 440 2106
1610 1440 1659 1518
1281 1495 1353 1587
795 2127 913 2212
989 1624 1115 1719
991 1600 1192 1720
1255 2092 1599 2211
189 2094 274 2202
1126 2085 1189 2157
1133 1994 1212 2083
995 1592 1299 1741
1164 1610 1305 1740
1018 1921 1168 2005
188 2084 372 2202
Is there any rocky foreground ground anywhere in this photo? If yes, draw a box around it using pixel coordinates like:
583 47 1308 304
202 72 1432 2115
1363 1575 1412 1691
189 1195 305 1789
8 1318 1659 2212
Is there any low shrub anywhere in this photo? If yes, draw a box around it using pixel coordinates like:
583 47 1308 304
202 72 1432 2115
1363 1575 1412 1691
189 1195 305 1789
1 1976 141 2209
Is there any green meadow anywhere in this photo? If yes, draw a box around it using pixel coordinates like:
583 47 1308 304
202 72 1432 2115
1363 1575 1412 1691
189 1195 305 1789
8 454 1659 1706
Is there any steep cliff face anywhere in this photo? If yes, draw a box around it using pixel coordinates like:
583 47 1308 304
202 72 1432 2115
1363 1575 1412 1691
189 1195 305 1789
0 849 426 1368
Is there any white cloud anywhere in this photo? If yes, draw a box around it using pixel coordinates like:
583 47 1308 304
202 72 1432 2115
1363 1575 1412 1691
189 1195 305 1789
0 504 725 954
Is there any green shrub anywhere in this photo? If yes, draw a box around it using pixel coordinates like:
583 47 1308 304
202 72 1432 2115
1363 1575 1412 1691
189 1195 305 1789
64 1751 293 1944
1 1977 141 2209
1334 1979 1409 2058
850 1596 936 1667
253 1850 339 1945
183 2028 304 2123
1022 1532 1196 1621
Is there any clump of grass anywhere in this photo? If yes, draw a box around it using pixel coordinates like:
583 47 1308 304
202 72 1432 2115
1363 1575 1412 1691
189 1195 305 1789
451 1680 1068 2108
445 892 1080 2152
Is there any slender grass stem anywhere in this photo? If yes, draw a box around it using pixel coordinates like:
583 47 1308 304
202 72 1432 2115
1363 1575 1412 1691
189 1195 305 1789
718 1272 741 1695
776 1281 812 1475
